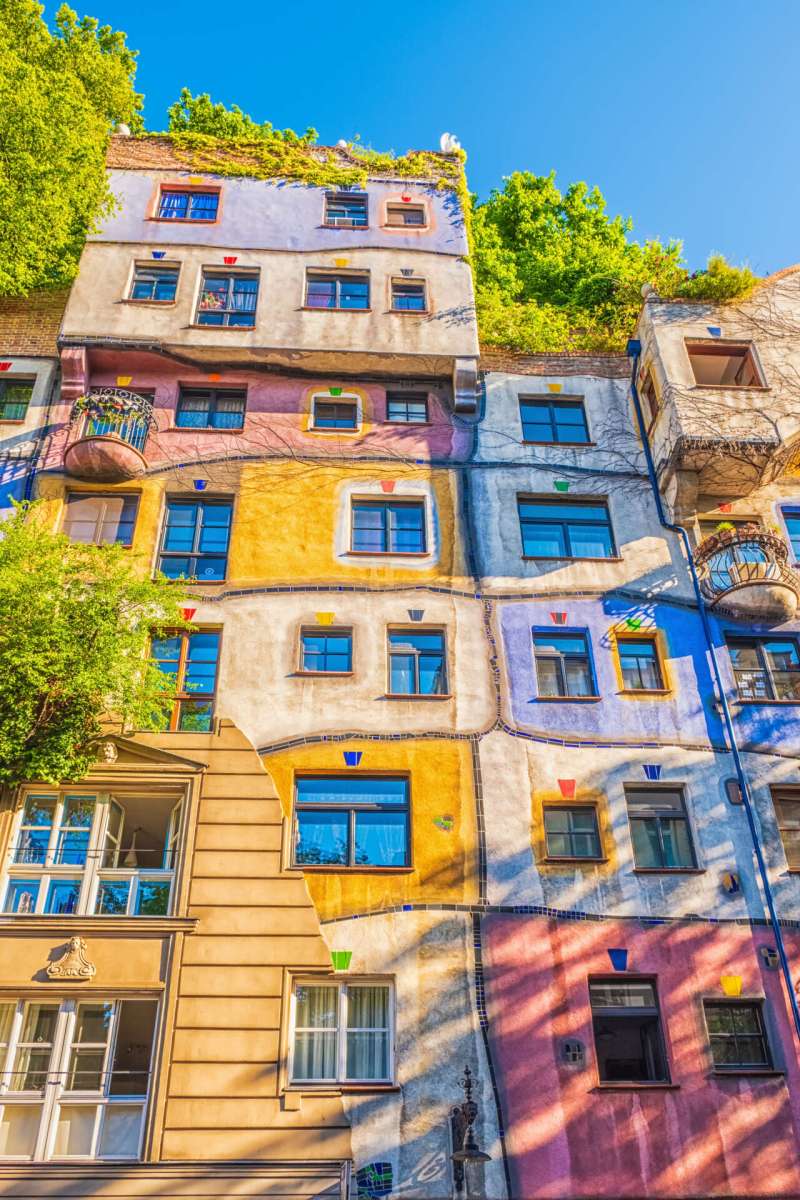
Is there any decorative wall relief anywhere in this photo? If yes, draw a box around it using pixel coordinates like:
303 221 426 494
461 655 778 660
46 937 96 980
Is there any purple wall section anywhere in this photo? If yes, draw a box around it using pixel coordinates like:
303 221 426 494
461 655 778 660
484 914 800 1199
96 171 468 256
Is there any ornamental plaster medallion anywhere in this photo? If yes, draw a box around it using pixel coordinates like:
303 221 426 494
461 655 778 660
100 741 118 763
46 937 96 980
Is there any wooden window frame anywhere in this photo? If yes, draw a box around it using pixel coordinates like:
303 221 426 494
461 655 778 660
702 999 773 1072
349 498 427 556
304 271 371 312
292 774 411 871
0 377 34 423
151 628 221 732
615 632 668 694
518 396 591 446
726 635 800 702
543 804 603 861
62 493 140 549
517 494 618 561
174 387 247 431
624 786 697 871
385 203 427 229
288 979 395 1086
157 497 233 582
298 627 354 676
589 977 671 1085
154 186 220 224
323 192 369 229
385 392 429 424
386 626 448 697
390 279 428 313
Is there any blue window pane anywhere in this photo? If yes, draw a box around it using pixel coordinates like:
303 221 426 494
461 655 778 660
136 881 170 915
570 524 614 558
390 654 415 694
188 192 219 220
297 778 408 805
533 634 588 656
96 880 130 915
519 501 609 522
163 504 198 552
21 796 56 827
306 280 337 308
419 654 445 694
392 285 426 311
783 509 800 560
301 633 352 673
340 279 369 309
160 556 193 580
192 556 226 581
5 879 40 913
46 880 81 914
296 811 348 865
158 191 188 219
15 829 49 865
354 811 408 866
522 523 567 558
177 700 214 731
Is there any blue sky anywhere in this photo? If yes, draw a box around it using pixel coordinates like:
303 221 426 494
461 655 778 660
73 0 797 272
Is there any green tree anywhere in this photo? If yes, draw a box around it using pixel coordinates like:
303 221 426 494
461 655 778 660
167 88 316 144
0 505 185 787
0 0 141 296
473 171 755 352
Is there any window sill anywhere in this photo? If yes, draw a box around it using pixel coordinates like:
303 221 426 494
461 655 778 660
285 1083 400 1094
382 693 452 701
689 384 770 392
301 306 372 314
632 867 704 875
295 865 414 874
533 695 601 703
0 419 27 425
120 298 178 307
386 420 432 427
522 555 623 563
592 1082 679 1092
163 426 244 434
620 689 673 697
188 323 256 331
293 671 354 678
737 699 800 706
154 578 226 585
543 857 608 865
710 1069 785 1079
384 225 429 233
388 309 430 316
346 550 429 558
0 915 197 934
147 216 219 225
522 440 597 448
309 427 361 435
320 223 370 231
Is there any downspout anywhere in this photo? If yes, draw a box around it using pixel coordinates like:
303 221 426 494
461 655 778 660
22 361 60 502
626 337 800 1044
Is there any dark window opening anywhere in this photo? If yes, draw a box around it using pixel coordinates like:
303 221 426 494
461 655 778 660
313 400 358 430
324 193 368 227
0 378 33 421
705 1001 771 1070
625 787 695 869
544 806 601 859
686 341 764 387
726 636 800 701
590 980 669 1083
386 392 429 423
618 638 664 691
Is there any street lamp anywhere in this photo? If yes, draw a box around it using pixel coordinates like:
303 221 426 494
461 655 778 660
451 1065 491 1191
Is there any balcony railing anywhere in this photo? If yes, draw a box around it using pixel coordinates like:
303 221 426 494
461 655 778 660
694 525 800 622
64 388 154 481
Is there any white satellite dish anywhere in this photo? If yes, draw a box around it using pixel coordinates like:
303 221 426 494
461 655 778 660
439 132 461 154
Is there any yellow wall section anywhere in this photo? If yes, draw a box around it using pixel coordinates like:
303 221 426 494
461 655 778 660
264 739 479 921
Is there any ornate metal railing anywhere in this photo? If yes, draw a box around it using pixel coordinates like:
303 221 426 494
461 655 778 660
693 525 800 609
70 387 154 454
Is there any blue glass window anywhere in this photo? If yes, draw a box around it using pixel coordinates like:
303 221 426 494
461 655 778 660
519 398 590 444
388 630 446 695
158 500 232 581
351 500 426 554
518 497 616 559
0 378 33 421
129 266 178 302
135 881 171 915
294 777 409 868
158 189 219 221
312 401 358 430
301 630 352 673
619 638 664 691
45 880 81 915
305 272 369 310
151 630 220 731
197 273 258 327
324 193 368 227
386 392 428 423
4 879 40 913
54 797 94 866
96 880 130 915
533 632 596 697
782 508 800 562
625 788 695 869
726 636 800 701
391 281 427 312
15 795 56 865
175 388 246 430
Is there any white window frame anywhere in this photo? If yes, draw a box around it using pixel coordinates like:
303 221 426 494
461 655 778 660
0 997 158 1161
288 979 395 1086
309 392 363 436
3 790 182 918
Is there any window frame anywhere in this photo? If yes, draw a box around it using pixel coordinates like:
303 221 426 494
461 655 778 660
127 264 179 304
0 377 34 423
615 633 668 694
386 626 448 697
2 789 183 920
0 996 159 1160
385 392 429 424
298 627 354 676
532 629 599 700
780 507 800 563
288 978 395 1086
62 493 140 549
304 271 371 312
390 278 428 313
310 395 361 433
349 498 428 557
624 785 697 871
770 788 800 870
174 387 247 431
195 271 259 328
703 999 773 1073
589 977 670 1085
685 339 767 389
385 202 427 229
543 805 603 861
725 635 800 702
323 192 369 228
638 369 660 428
155 187 220 224
518 396 591 446
292 775 411 871
517 495 618 561
150 628 221 732
157 497 233 583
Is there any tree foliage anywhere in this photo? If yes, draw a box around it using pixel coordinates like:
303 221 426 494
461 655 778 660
167 88 317 144
0 0 141 296
473 171 756 353
0 506 185 787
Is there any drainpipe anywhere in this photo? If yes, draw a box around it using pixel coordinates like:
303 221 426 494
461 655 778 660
22 361 60 502
626 337 800 1045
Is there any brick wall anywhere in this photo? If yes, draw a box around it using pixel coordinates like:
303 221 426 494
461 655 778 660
0 289 69 357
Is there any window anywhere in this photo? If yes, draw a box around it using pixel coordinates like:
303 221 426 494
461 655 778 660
175 388 246 430
388 629 446 695
0 378 33 422
704 1001 771 1071
771 790 800 869
639 371 659 427
305 272 369 311
129 266 178 303
726 636 800 701
351 499 426 555
590 980 669 1083
312 399 358 430
518 497 616 560
291 981 392 1083
157 189 218 221
519 397 590 445
196 273 258 327
158 499 232 581
391 280 427 312
533 631 596 698
293 776 409 868
300 629 352 674
618 637 665 691
625 787 695 869
544 807 601 859
686 340 764 387
324 193 368 227
386 203 426 227
0 998 158 1159
151 630 220 731
63 495 138 548
386 392 428 423
782 508 800 561
3 792 181 918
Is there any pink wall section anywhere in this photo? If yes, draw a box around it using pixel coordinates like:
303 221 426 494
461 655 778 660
42 349 471 471
483 915 800 1198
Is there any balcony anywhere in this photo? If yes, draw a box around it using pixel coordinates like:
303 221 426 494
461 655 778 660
694 525 800 623
64 388 153 482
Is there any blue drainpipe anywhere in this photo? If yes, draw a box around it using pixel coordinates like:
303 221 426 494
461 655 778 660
627 337 800 1044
